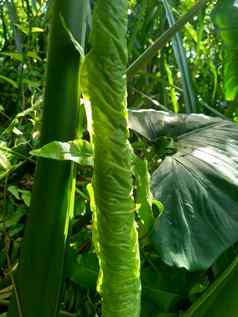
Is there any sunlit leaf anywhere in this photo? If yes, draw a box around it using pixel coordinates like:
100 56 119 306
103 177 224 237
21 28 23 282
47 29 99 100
30 140 93 166
0 150 11 170
212 0 238 101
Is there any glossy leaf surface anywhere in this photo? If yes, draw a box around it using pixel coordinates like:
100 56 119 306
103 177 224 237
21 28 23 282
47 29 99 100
129 109 238 271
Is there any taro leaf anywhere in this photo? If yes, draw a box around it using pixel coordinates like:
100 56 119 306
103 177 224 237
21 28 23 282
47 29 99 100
212 0 238 101
129 109 238 271
128 109 221 140
30 139 93 166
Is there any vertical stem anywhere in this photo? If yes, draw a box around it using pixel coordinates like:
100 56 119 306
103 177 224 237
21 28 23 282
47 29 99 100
8 1 85 316
82 0 141 316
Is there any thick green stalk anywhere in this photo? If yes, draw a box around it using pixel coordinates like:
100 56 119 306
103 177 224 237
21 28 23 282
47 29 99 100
8 1 84 316
81 1 141 316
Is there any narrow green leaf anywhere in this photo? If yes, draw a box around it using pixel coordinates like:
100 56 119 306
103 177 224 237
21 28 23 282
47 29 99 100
182 254 238 317
60 14 85 58
132 154 154 234
0 52 23 62
164 59 180 113
161 0 197 113
212 0 238 101
127 0 208 77
0 75 18 88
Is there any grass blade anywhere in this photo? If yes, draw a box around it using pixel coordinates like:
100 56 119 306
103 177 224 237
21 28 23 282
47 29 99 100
161 0 197 113
127 0 208 77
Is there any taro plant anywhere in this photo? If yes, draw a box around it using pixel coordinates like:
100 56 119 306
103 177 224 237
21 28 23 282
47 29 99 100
4 0 238 316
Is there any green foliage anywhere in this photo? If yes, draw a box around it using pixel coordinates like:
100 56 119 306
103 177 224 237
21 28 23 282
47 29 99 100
1 0 238 317
31 139 93 166
129 109 238 271
212 0 238 101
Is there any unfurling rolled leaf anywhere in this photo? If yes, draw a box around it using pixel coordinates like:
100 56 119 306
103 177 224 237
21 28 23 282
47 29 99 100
129 109 238 271
81 1 141 316
212 0 238 101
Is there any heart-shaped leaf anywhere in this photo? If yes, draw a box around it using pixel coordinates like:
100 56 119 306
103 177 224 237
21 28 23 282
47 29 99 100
129 109 238 271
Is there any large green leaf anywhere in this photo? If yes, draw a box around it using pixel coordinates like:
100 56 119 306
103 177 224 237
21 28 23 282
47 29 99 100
212 0 238 101
128 109 221 140
129 109 238 271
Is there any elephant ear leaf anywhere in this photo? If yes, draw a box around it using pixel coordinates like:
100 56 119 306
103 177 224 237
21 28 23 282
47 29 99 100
129 109 238 271
212 0 238 101
128 109 221 140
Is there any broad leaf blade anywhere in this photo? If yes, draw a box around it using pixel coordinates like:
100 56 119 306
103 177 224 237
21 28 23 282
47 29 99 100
129 109 238 271
128 109 221 141
151 119 238 270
